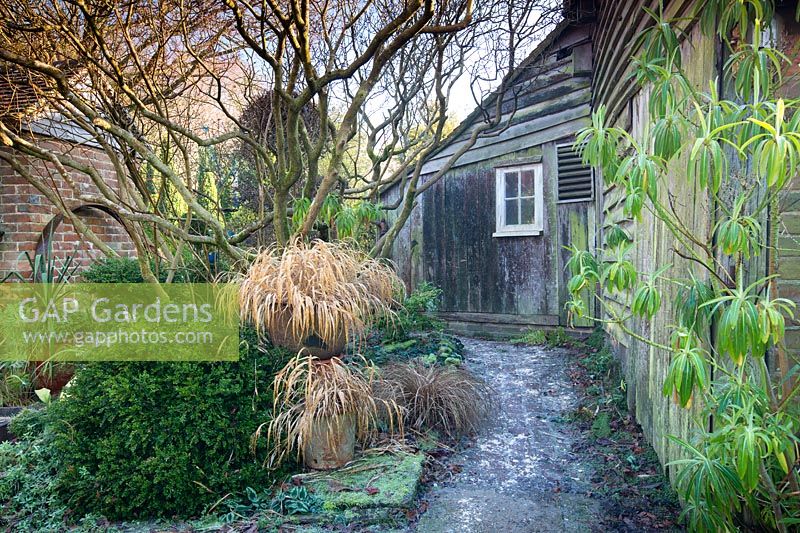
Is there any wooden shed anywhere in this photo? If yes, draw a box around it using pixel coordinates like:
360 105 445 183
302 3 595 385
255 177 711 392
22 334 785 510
385 17 597 336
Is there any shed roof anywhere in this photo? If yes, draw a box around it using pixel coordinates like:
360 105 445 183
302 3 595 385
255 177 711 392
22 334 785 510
418 18 593 175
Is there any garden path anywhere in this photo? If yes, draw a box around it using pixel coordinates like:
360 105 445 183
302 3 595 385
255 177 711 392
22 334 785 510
414 336 602 532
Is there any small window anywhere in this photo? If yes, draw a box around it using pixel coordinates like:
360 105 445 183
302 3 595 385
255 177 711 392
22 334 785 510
494 163 544 237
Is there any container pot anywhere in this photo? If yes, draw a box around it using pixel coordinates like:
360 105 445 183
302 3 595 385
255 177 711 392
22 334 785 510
268 309 347 359
30 362 74 396
302 413 356 470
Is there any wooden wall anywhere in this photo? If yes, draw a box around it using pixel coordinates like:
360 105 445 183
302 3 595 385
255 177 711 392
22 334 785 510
593 0 800 473
593 0 714 474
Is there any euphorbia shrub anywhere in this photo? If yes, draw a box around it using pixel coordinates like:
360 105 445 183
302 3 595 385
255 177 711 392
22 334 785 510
568 1 800 530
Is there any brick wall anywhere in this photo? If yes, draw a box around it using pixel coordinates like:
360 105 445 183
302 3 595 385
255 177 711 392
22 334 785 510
0 137 136 278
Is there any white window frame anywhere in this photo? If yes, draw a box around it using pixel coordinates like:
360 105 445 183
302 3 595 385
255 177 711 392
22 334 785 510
493 163 544 238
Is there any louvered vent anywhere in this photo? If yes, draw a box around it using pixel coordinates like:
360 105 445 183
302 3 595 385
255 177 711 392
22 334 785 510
557 144 593 202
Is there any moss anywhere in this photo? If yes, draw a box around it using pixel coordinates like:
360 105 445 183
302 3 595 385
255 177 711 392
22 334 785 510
414 430 441 452
300 451 425 511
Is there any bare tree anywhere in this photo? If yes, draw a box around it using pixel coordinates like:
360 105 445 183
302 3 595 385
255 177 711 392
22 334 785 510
0 0 560 274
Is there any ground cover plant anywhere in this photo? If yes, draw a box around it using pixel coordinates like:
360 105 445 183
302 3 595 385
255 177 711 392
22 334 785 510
567 2 800 529
511 327 576 348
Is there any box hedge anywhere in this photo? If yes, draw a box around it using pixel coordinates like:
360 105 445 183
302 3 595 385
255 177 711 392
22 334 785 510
43 327 293 519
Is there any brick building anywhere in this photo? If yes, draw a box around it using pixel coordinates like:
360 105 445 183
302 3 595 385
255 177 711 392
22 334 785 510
0 68 136 278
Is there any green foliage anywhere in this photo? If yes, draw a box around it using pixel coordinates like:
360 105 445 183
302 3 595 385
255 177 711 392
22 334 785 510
567 2 800 529
81 256 224 283
604 225 632 249
220 484 321 523
726 20 786 102
675 276 716 337
510 329 547 345
270 485 323 516
716 196 762 258
365 332 464 368
631 266 667 320
0 362 32 407
591 411 612 439
662 330 709 408
378 281 443 342
418 336 464 366
745 99 800 188
602 243 637 293
0 409 66 532
510 327 573 348
41 327 294 520
575 105 625 180
1 249 78 284
290 195 383 241
81 257 148 283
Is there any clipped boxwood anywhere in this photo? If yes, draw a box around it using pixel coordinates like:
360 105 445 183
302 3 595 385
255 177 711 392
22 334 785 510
81 256 229 283
80 257 150 283
47 327 294 520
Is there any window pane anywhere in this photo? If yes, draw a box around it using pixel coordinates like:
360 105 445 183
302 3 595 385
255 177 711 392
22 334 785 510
520 197 535 225
504 172 519 198
505 199 519 225
520 170 535 196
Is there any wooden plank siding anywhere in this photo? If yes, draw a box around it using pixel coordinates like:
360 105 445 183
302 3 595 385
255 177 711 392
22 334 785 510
591 1 714 474
591 0 800 474
386 21 597 332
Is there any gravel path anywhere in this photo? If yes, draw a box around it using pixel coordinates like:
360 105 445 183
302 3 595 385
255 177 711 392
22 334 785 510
414 337 601 533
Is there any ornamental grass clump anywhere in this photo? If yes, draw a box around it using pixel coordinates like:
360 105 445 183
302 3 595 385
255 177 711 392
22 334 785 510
257 354 402 469
242 240 404 469
376 361 492 438
239 239 401 358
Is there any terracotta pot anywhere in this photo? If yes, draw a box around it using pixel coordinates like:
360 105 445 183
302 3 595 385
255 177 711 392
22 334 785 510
30 363 74 396
268 310 347 359
302 413 356 470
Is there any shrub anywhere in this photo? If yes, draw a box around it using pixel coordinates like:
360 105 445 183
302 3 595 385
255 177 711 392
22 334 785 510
45 327 294 520
378 282 443 342
80 257 148 283
376 361 491 438
81 256 225 283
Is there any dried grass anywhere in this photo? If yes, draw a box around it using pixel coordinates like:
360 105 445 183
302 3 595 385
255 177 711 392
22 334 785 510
375 362 492 438
238 239 402 351
256 354 403 468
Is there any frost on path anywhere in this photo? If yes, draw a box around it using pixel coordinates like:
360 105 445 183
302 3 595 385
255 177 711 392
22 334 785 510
415 337 601 533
